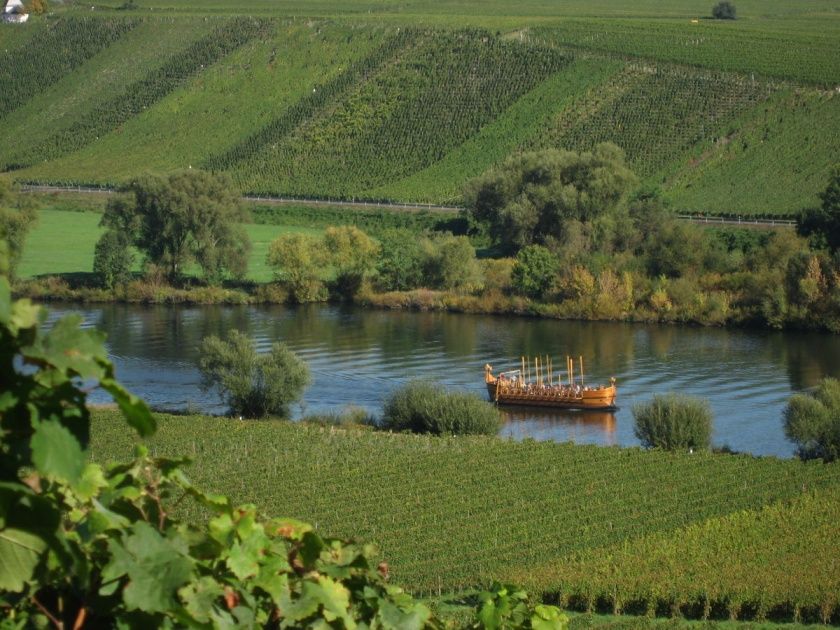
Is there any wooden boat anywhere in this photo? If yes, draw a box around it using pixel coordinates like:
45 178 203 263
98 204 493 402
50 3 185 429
484 356 617 411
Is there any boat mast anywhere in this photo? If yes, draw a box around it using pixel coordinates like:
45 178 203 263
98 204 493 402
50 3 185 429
580 355 584 388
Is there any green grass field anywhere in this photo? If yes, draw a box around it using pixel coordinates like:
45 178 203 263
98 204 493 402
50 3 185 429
16 208 320 282
87 410 840 622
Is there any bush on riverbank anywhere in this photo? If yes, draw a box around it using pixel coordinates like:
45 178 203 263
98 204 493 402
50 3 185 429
199 330 310 418
633 393 713 451
381 380 502 436
784 377 840 462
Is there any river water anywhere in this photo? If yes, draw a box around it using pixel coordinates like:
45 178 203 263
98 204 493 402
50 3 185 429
44 303 840 457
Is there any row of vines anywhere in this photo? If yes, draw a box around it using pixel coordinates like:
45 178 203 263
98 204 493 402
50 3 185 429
4 17 269 169
215 30 569 198
0 17 139 119
89 412 840 601
533 63 771 178
512 487 840 624
531 20 840 87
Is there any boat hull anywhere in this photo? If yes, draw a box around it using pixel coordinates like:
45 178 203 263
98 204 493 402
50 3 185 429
486 383 617 411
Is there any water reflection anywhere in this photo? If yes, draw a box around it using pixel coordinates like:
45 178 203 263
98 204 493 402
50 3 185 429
500 407 617 445
43 303 840 457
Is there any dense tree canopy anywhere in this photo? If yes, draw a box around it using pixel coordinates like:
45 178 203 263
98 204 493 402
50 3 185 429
464 144 637 253
99 170 250 283
798 165 840 253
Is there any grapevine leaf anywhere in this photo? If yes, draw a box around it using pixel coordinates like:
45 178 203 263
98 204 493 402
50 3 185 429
378 599 432 630
30 419 85 485
32 315 108 379
179 576 224 624
104 521 195 613
0 528 47 592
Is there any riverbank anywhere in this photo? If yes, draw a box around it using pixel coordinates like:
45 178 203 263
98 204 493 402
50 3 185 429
13 276 840 334
88 409 840 623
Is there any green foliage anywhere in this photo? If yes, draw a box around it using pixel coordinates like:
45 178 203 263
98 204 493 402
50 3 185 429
633 393 713 451
198 329 310 418
426 234 484 293
324 225 380 299
712 1 737 19
464 145 636 253
0 18 138 121
511 245 558 299
0 182 38 280
381 380 502 436
266 232 327 302
93 229 135 289
88 410 840 596
797 164 840 253
784 377 840 462
376 228 429 292
101 170 250 283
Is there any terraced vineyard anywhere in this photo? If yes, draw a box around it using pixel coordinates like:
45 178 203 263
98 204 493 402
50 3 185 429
89 411 840 603
2 5 839 215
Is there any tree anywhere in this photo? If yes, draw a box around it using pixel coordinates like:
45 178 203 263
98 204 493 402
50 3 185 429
712 1 737 19
798 165 840 253
784 377 840 462
100 170 250 284
375 228 427 291
266 232 326 302
93 229 135 289
323 225 379 298
0 178 38 280
425 233 484 292
511 245 558 299
464 144 637 253
633 394 713 451
199 329 310 418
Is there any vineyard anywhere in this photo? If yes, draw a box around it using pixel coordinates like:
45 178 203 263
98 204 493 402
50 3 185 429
88 410 840 612
532 19 840 87
512 488 840 623
3 17 267 169
223 30 569 198
1 8 839 215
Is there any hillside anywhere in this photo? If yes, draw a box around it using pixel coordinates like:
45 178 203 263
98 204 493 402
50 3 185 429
0 3 838 215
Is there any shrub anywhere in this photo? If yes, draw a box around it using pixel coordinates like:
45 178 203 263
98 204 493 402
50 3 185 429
425 234 484 292
375 228 427 291
633 394 713 451
199 329 310 418
511 245 558 299
712 1 737 19
93 229 135 289
324 225 379 299
783 377 840 461
266 232 327 302
381 380 501 436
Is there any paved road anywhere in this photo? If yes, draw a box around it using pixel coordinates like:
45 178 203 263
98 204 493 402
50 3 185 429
20 185 797 228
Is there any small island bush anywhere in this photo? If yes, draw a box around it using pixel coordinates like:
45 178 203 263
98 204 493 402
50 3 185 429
381 380 502 436
712 1 737 19
784 377 840 462
199 329 310 418
633 393 713 451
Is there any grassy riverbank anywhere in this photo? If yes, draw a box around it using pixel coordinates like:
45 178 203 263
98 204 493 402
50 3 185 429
88 409 840 622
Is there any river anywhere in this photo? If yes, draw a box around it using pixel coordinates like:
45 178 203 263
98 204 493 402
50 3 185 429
44 303 840 457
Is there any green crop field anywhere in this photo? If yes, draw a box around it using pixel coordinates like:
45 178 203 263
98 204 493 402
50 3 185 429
88 411 840 615
511 487 840 622
1 1 839 216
